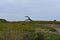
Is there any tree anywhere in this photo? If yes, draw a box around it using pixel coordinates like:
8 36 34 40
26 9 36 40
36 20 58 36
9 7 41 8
25 16 32 21
0 19 7 22
54 20 56 22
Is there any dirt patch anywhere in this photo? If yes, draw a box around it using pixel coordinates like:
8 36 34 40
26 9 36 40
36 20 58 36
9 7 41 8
38 24 60 34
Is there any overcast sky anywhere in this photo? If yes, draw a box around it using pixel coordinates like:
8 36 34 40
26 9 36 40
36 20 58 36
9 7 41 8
0 0 60 21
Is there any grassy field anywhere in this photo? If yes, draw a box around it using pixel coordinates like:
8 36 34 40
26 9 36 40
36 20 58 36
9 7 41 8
0 21 60 40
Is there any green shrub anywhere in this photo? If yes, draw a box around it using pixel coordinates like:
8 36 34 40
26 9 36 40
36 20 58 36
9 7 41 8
49 29 57 32
35 32 44 40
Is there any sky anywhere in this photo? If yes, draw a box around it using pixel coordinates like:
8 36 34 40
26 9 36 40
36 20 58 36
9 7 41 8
0 0 60 21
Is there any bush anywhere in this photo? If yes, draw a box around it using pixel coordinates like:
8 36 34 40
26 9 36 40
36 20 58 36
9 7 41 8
49 29 57 32
22 33 32 40
0 37 3 40
0 19 7 22
35 32 44 40
22 32 44 40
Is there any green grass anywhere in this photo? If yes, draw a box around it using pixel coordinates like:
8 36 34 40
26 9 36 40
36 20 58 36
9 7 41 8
44 32 60 40
0 21 60 40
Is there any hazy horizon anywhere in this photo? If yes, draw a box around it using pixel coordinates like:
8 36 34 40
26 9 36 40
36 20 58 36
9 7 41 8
0 0 60 21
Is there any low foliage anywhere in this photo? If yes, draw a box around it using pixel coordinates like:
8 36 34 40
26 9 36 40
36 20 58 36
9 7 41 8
0 21 60 40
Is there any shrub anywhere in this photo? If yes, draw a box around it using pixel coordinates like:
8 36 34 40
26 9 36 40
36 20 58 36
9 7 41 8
0 19 7 22
35 32 44 40
49 29 57 32
0 37 3 40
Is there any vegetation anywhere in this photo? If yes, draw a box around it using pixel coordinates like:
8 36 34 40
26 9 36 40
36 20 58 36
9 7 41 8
0 21 60 40
0 19 7 22
25 16 33 21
